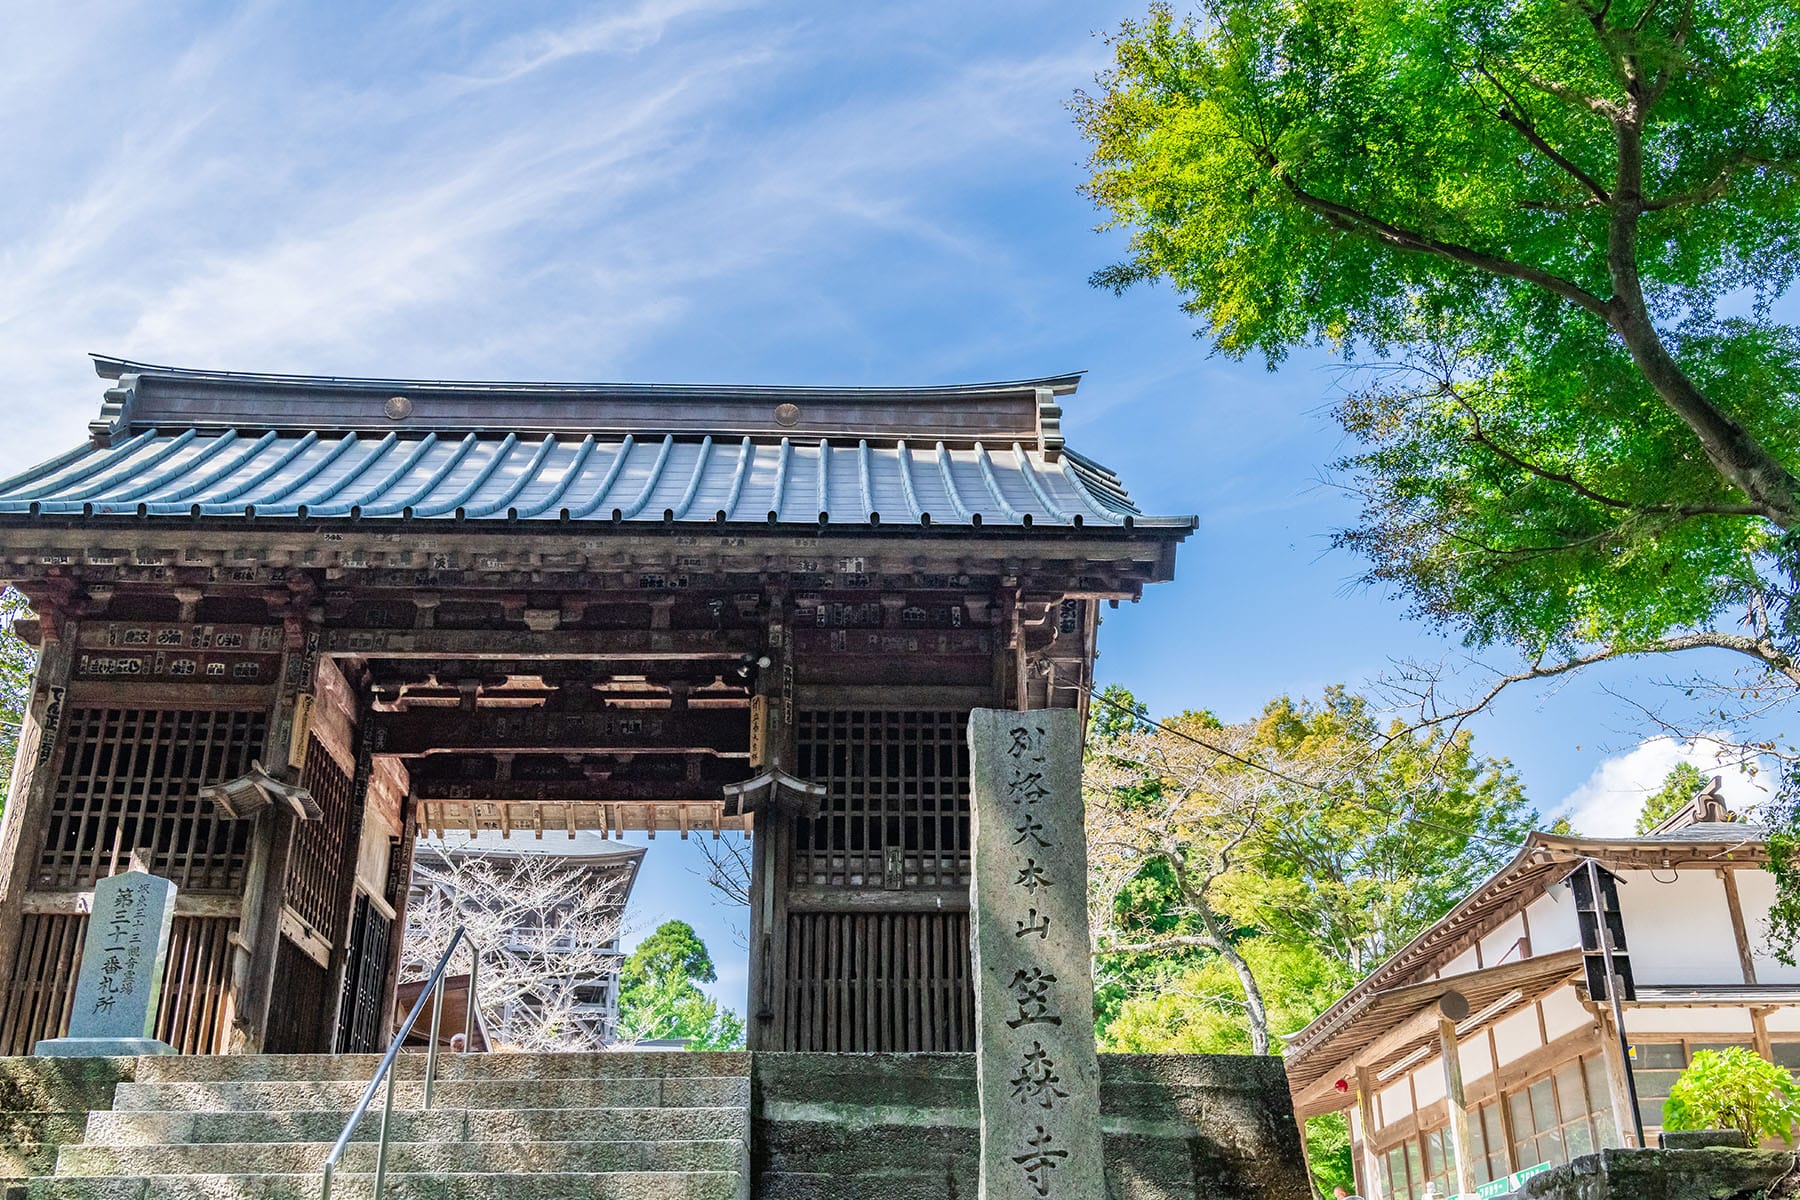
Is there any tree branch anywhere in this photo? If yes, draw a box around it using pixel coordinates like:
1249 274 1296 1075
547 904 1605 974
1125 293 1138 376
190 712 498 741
1401 632 1800 742
1473 64 1612 203
1514 69 1620 118
1644 155 1798 210
1450 392 1770 522
1097 933 1221 955
1263 157 1614 318
1455 397 1634 509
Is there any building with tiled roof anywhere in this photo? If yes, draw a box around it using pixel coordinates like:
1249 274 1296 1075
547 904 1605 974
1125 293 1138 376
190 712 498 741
1284 783 1793 1200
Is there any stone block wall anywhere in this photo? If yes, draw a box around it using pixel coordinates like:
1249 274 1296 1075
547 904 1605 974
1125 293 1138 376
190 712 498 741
750 1051 1311 1200
1522 1147 1800 1200
0 1056 132 1195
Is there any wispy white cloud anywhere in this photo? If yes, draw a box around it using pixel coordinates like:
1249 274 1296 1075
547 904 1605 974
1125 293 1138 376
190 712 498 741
461 0 749 88
1557 736 1771 837
0 3 1125 475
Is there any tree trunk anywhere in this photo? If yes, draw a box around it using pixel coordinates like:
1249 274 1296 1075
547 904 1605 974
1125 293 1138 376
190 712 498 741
1605 117 1800 529
1197 901 1272 1055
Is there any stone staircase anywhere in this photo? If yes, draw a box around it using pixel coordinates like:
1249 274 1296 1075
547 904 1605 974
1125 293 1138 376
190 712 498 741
28 1052 750 1200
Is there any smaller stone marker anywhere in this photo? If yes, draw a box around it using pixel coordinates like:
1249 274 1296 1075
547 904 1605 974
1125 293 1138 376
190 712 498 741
968 708 1104 1200
36 865 178 1056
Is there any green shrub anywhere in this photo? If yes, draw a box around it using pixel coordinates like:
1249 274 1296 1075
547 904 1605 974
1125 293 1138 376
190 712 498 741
1661 1047 1800 1143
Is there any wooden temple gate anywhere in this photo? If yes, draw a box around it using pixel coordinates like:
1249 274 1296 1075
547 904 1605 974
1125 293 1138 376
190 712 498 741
0 358 1188 1054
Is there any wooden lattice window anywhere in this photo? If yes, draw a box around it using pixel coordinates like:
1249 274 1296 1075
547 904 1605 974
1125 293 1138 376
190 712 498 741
0 912 236 1055
287 738 354 936
792 709 971 889
39 708 266 892
335 893 393 1054
781 911 974 1052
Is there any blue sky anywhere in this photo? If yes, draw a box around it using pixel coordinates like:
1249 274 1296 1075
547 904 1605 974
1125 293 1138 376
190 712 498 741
1 1 1774 1011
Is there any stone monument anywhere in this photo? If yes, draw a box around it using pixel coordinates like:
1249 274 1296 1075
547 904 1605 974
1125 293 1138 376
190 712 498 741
968 708 1103 1200
36 863 178 1056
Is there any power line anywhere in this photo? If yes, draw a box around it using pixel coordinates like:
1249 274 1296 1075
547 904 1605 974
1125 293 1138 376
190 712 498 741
1081 682 1522 851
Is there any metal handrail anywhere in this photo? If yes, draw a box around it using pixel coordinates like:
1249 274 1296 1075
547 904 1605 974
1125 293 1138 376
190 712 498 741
319 927 482 1200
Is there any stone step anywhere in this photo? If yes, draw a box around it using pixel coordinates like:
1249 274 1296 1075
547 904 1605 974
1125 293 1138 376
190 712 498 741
57 1139 746 1177
84 1106 747 1147
0 1148 56 1179
132 1053 748 1085
751 1174 951 1200
111 1076 748 1113
29 1169 745 1200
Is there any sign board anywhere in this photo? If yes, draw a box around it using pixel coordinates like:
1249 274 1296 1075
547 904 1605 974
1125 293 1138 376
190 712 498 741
1452 1161 1552 1199
36 868 179 1056
749 695 768 767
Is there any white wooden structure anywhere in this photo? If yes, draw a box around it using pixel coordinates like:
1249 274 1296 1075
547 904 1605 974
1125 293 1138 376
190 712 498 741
1286 794 1798 1199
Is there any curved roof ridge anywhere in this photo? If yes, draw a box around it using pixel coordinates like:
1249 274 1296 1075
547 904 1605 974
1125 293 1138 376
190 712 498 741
92 354 1085 400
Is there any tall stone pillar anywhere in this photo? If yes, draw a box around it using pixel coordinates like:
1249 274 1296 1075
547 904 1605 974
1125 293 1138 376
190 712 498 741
968 708 1103 1200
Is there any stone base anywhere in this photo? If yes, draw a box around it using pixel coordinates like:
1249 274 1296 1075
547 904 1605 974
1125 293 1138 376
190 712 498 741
32 1038 176 1058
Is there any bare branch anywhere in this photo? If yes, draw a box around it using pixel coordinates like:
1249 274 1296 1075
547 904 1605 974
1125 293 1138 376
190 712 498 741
1391 633 1800 744
405 842 629 1051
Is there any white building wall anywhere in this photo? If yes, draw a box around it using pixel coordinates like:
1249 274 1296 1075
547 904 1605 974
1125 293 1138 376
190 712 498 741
1439 946 1480 979
1727 869 1800 985
1460 1033 1494 1083
1479 913 1529 967
1524 888 1581 955
1541 985 1592 1042
1617 869 1742 985
1413 1062 1446 1109
1625 1005 1754 1034
1380 1078 1413 1129
1493 1005 1544 1063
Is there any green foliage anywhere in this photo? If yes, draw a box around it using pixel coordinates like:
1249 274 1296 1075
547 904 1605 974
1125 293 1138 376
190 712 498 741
1080 0 1800 992
1099 937 1352 1054
1636 761 1707 834
1088 684 1537 1196
1304 1113 1355 1197
0 589 36 814
1076 0 1800 655
1662 1047 1800 1142
616 920 745 1050
1220 688 1538 975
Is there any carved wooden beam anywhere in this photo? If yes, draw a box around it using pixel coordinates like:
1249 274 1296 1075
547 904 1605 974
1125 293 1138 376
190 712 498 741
321 627 761 659
372 707 749 756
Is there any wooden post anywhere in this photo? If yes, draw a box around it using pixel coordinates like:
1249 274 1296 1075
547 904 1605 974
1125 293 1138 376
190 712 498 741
229 632 308 1052
1438 1015 1478 1197
0 614 76 998
1356 1065 1383 1200
1722 868 1759 985
228 809 295 1054
746 590 795 1050
379 797 420 1045
1595 1006 1640 1147
1753 1006 1775 1063
325 687 376 1050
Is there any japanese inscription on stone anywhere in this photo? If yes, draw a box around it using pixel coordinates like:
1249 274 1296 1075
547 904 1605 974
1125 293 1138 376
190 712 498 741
67 869 178 1042
969 709 1103 1200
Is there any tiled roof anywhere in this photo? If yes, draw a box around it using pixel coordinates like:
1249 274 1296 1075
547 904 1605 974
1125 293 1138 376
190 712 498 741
0 430 1150 527
0 359 1188 531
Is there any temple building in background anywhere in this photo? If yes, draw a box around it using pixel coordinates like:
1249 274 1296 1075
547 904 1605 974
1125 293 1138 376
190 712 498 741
1285 785 1796 1200
407 831 642 1046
